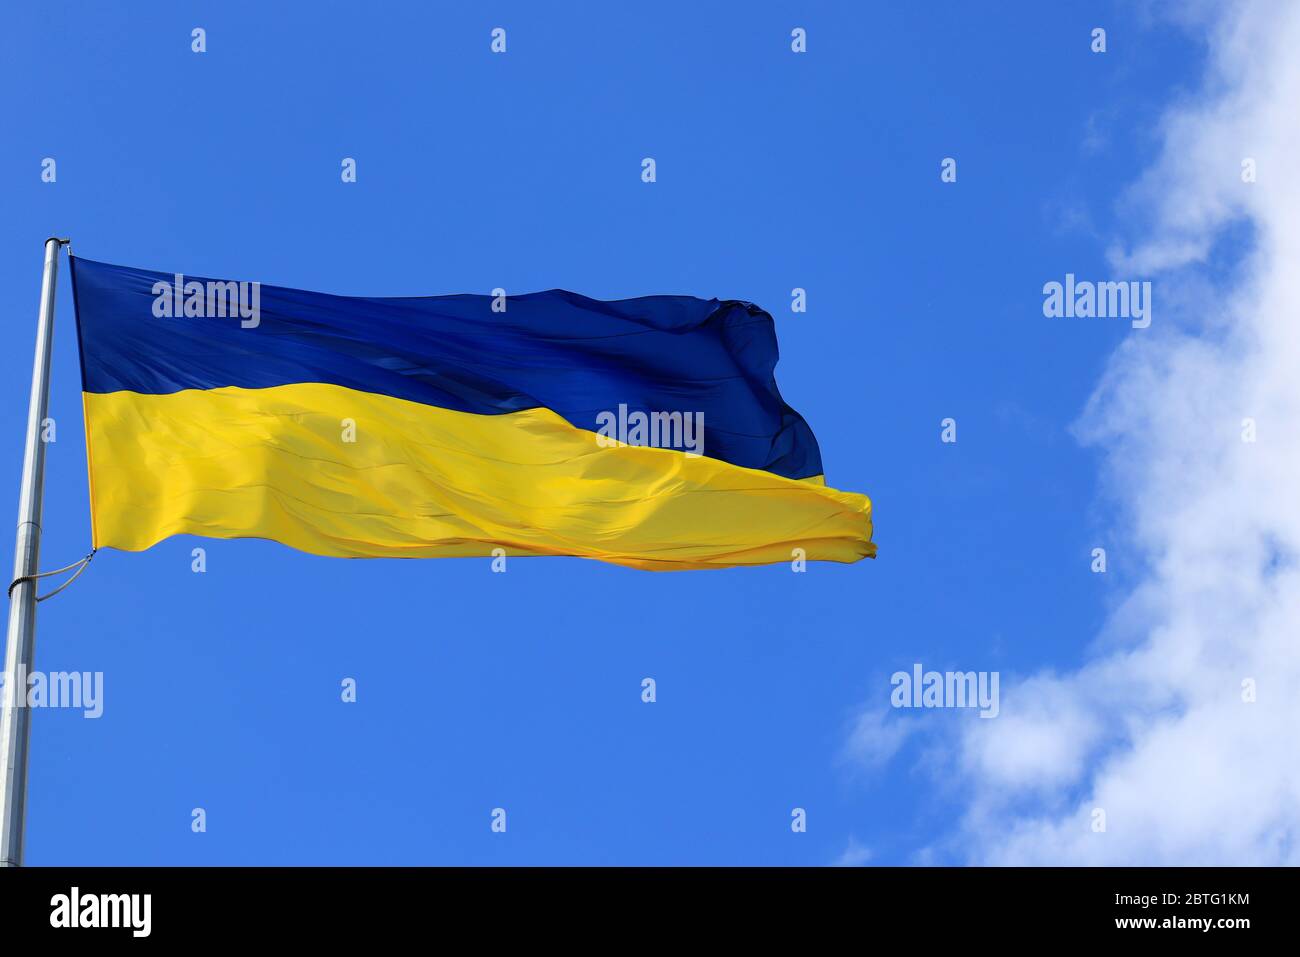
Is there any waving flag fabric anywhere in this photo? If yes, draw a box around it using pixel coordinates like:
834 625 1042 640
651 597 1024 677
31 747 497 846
70 257 874 570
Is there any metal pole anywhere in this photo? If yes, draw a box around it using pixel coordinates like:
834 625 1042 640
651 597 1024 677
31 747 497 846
0 237 66 867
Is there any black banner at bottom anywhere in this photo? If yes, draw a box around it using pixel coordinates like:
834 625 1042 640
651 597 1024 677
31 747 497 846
0 866 1284 942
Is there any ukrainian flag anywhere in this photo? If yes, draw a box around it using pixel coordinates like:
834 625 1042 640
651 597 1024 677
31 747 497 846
70 257 874 570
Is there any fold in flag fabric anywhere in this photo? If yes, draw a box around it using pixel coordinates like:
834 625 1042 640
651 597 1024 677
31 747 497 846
70 257 875 570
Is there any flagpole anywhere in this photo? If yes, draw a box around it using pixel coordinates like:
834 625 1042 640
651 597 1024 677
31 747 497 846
0 237 66 867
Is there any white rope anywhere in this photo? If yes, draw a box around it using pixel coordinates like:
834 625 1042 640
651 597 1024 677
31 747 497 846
6 548 97 602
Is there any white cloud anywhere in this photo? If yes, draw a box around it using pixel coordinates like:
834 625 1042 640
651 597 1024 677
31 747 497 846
842 708 916 770
958 0 1300 865
860 1 1300 864
833 837 873 867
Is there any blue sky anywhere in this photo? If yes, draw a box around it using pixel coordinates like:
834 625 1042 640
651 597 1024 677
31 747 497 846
0 2 1240 865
